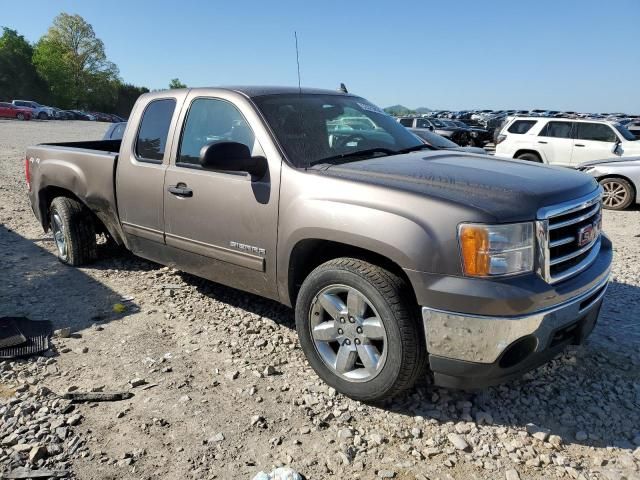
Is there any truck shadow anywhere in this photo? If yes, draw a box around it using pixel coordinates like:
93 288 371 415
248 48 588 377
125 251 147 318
0 225 139 334
187 271 639 451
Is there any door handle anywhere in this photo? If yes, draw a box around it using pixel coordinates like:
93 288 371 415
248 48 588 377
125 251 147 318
538 141 548 144
574 144 585 147
167 184 193 197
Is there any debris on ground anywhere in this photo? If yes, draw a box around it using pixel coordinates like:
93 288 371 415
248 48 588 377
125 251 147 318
61 391 134 402
0 318 52 359
252 467 304 480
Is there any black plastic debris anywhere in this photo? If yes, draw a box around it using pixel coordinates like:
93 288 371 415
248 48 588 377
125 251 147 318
0 317 53 359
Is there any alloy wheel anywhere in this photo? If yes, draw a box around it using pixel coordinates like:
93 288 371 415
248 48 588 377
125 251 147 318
602 181 629 209
309 284 387 382
51 212 68 261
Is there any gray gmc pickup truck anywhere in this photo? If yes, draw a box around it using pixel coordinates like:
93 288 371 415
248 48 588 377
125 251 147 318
26 87 612 401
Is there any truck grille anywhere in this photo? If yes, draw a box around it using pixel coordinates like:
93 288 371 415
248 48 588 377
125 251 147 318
537 189 603 284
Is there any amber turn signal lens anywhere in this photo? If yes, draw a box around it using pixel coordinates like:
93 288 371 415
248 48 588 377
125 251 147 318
459 225 490 276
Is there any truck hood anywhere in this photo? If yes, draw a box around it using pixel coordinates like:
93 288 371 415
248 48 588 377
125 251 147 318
317 151 599 222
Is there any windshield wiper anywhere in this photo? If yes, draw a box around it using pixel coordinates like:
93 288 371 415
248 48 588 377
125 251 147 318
394 144 436 154
310 148 396 166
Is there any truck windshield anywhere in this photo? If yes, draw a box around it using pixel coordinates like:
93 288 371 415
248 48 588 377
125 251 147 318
253 94 423 167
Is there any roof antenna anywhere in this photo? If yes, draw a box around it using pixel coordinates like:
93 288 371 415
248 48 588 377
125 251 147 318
294 31 302 93
339 83 348 94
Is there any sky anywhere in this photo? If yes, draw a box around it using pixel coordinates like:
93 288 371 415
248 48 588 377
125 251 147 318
3 0 640 112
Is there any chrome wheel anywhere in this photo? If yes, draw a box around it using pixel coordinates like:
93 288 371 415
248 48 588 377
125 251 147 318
602 180 629 209
51 212 68 261
309 284 387 382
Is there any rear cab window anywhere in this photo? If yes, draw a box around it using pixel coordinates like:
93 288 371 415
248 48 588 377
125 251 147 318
135 99 176 162
399 118 413 127
507 120 537 134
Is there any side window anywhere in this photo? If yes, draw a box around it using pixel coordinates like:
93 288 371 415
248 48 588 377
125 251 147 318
539 121 573 139
398 118 413 127
416 119 431 129
507 120 537 134
135 99 176 162
178 98 255 166
576 123 617 142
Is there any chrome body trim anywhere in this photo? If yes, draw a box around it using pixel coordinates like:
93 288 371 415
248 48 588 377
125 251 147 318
422 272 609 364
536 187 603 284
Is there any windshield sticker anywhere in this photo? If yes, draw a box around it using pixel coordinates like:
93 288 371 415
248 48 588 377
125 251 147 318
357 102 387 116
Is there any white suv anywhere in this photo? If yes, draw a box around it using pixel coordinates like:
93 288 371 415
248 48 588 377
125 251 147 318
495 117 640 167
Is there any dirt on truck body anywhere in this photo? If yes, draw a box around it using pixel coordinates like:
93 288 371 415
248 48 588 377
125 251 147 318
26 86 612 401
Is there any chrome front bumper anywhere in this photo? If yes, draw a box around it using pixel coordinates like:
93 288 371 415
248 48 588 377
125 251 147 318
422 273 610 364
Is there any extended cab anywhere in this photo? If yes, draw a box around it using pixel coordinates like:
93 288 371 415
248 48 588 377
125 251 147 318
26 87 612 401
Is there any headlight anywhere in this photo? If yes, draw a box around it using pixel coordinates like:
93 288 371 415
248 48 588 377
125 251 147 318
458 222 534 277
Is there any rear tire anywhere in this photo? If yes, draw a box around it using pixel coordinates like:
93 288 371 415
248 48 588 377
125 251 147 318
295 257 426 402
49 197 97 266
38 112 48 120
600 177 634 210
516 152 542 163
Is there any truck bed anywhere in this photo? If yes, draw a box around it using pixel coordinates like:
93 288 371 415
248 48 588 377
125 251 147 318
42 139 122 154
27 140 124 244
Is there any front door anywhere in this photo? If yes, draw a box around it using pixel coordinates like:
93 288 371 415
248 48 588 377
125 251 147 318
571 122 619 164
162 94 280 299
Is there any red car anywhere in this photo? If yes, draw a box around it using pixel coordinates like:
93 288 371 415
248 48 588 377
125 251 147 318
0 102 32 120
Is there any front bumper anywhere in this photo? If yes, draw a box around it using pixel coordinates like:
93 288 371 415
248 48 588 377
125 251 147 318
422 272 609 389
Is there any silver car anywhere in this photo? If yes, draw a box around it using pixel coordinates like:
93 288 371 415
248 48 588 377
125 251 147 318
577 157 640 210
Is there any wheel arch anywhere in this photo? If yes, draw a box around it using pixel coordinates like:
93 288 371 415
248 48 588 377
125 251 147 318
285 238 417 309
597 174 638 204
38 185 123 244
514 149 544 162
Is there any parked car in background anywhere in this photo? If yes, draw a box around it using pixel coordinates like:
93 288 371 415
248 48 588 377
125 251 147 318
397 117 471 146
408 128 487 154
496 117 640 167
577 157 640 210
11 100 55 120
102 122 127 140
49 107 69 120
444 120 491 147
65 110 94 121
0 102 32 120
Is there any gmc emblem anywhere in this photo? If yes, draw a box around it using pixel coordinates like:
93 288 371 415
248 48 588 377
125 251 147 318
577 218 600 247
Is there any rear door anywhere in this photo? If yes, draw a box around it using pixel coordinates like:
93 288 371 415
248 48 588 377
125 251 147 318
536 121 575 166
115 92 186 254
572 122 618 164
162 92 281 299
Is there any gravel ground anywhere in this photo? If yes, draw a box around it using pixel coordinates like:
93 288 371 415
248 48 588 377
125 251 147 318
1 119 639 480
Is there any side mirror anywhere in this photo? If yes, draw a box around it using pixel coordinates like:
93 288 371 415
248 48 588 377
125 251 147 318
428 125 435 132
611 140 622 155
199 142 267 178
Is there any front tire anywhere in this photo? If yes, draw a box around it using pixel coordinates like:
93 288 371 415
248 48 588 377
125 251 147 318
16 113 25 121
295 258 426 402
49 197 97 266
600 177 634 210
38 112 48 120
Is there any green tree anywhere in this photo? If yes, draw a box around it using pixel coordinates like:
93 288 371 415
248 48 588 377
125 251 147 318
114 83 149 117
0 28 49 101
33 13 119 108
169 78 187 89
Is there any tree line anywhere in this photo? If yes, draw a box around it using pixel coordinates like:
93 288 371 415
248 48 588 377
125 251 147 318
0 13 185 117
